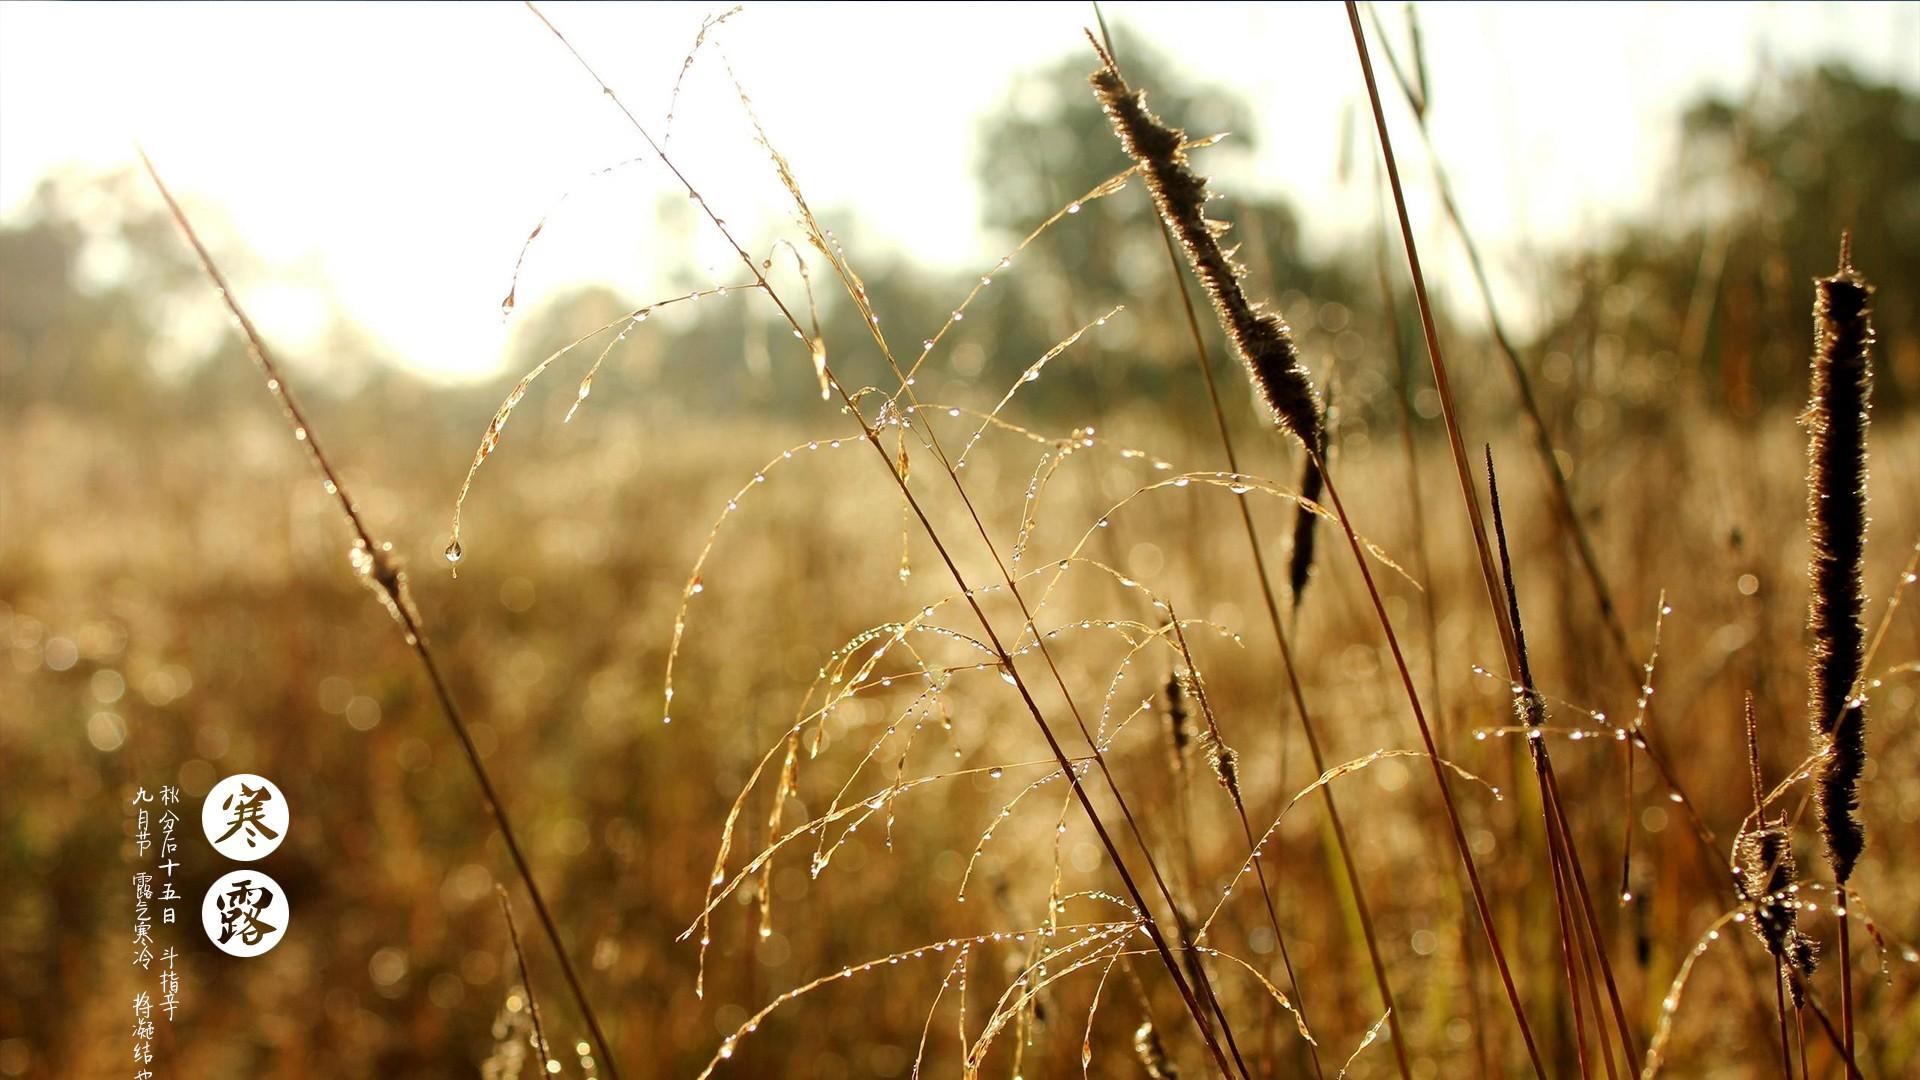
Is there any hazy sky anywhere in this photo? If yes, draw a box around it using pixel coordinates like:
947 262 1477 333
2 1 1915 380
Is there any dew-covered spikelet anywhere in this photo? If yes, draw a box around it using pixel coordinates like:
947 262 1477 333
1805 237 1875 886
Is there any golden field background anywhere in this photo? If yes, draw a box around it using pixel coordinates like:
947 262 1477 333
3 9 1918 1078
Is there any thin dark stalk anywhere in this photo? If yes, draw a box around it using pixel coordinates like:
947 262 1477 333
1548 833 1594 1079
138 150 622 1080
1806 993 1863 1080
1836 916 1854 1075
1088 12 1399 1075
1087 23 1419 1074
1544 767 1641 1063
1169 616 1323 1079
1371 168 1444 744
520 7 1237 1070
1346 9 1551 1071
1361 2 1630 681
1364 1 1722 891
1488 449 1594 1075
1311 443 1546 1077
1489 448 1639 1072
1370 120 1491 1080
1795 1000 1810 1080
1773 973 1794 1080
497 885 555 1074
1346 2 1518 678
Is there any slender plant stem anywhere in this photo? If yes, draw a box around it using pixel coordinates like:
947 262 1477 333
139 150 624 1080
1169 614 1324 1079
1085 10 1412 1074
1773 971 1795 1080
1345 8 1552 1072
1312 442 1546 1077
521 7 1241 1071
1547 826 1593 1079
1362 4 1726 924
497 886 556 1073
1837 911 1855 1076
1545 767 1642 1062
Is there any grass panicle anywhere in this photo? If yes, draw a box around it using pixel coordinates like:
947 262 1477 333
1087 38 1329 614
1805 237 1874 887
1804 235 1875 1069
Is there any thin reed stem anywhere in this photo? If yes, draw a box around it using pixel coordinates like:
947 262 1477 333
1168 616 1323 1079
1346 8 1551 1071
1088 13 1400 1075
1363 3 1724 908
1364 2 1633 681
521 6 1240 1070
1312 440 1546 1077
497 886 555 1074
138 150 623 1080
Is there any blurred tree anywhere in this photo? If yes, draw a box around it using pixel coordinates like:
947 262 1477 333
1546 65 1919 419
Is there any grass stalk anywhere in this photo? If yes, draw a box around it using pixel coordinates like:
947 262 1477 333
522 6 1241 1070
497 885 556 1075
138 149 623 1080
1361 2 1724 897
1345 7 1553 1071
1087 13 1401 1075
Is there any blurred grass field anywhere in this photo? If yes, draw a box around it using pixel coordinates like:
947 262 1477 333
3 8 1919 1078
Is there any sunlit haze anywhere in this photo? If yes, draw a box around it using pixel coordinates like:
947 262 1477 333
2 1 1914 379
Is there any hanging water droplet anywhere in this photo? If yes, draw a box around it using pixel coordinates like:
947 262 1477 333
444 540 464 565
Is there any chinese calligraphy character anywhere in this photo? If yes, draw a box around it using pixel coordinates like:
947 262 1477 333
215 784 279 849
214 878 279 947
202 868 289 956
202 774 288 861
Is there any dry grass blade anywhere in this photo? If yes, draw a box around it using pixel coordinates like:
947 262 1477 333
137 149 622 1079
1345 6 1548 1072
496 886 555 1077
520 5 1239 1069
1086 15 1419 1070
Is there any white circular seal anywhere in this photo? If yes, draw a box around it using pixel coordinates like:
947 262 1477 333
201 773 289 861
202 868 290 957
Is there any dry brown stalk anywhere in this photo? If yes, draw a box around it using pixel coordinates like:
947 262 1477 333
1085 29 1406 1077
138 150 623 1080
1343 8 1552 1072
496 886 555 1076
521 6 1241 1071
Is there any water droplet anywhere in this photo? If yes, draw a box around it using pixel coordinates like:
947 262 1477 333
444 540 464 565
